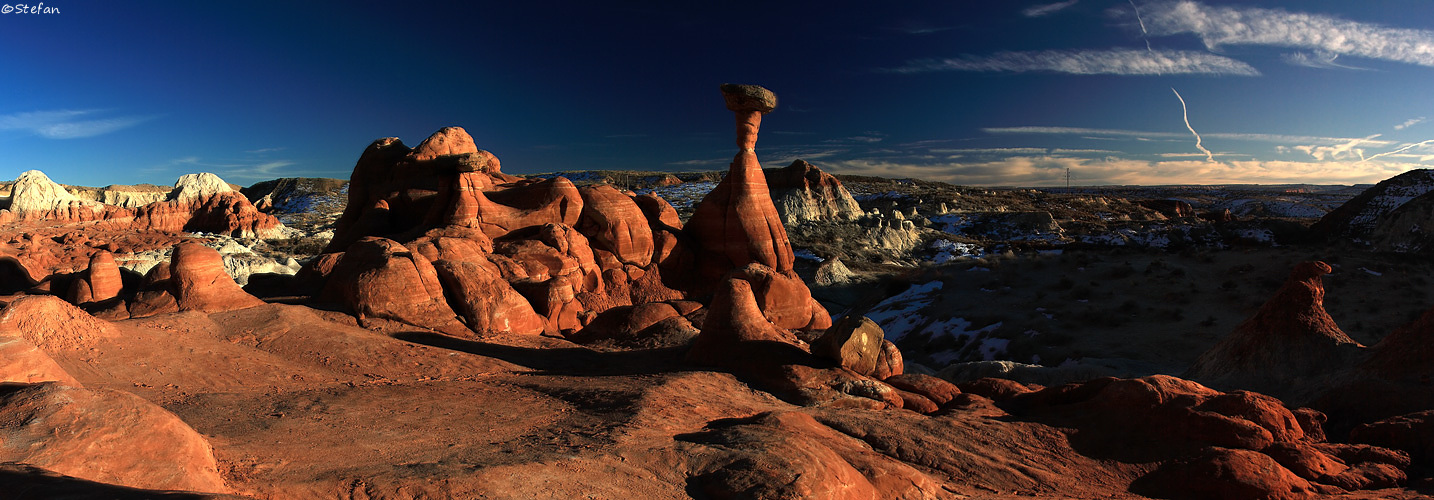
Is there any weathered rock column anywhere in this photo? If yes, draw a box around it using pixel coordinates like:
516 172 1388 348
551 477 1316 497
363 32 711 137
687 84 795 280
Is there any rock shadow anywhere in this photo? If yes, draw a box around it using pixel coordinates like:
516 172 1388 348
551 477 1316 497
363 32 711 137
392 331 690 376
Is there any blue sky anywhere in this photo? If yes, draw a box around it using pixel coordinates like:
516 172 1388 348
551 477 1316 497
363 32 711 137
3 1 1434 187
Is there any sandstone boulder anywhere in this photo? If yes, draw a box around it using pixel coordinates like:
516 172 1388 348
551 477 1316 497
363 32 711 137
170 242 266 313
813 315 883 376
577 185 654 267
320 237 467 335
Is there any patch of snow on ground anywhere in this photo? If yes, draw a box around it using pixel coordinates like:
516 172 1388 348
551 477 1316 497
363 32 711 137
930 239 982 263
865 281 944 342
1361 267 1383 276
793 249 823 262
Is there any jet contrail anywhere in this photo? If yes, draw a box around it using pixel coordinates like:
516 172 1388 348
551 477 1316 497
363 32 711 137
1363 139 1434 163
1129 0 1153 52
1171 88 1214 162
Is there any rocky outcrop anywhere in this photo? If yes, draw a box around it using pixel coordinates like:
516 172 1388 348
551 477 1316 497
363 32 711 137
169 242 266 313
1007 375 1408 498
1185 261 1363 397
765 159 862 224
686 84 796 282
3 170 105 220
1362 190 1434 253
1 170 285 239
0 382 229 494
88 184 170 207
1313 168 1434 244
240 177 347 214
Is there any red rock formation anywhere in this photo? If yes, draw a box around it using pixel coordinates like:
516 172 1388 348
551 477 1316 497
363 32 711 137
577 185 654 267
66 250 123 306
0 382 229 493
1185 261 1363 395
319 237 468 336
731 263 832 330
1007 375 1408 497
0 336 82 386
1351 411 1434 463
686 278 796 367
432 259 545 336
686 84 796 283
884 373 960 406
170 243 266 313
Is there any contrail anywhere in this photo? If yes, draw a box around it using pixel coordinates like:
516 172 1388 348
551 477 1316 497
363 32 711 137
1171 88 1214 162
1129 0 1153 52
1362 139 1434 163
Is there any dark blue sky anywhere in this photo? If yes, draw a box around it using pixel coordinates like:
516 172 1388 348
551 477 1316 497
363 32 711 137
4 1 1434 187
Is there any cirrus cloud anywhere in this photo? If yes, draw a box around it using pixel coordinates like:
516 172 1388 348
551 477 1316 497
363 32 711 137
1141 0 1434 67
0 110 153 139
890 48 1259 76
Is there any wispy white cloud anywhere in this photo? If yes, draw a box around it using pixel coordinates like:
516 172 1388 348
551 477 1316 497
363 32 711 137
1024 0 1079 18
149 156 299 181
244 147 287 154
1293 134 1381 161
890 48 1259 76
1395 117 1427 130
1142 0 1434 67
0 110 152 139
1281 51 1367 70
983 125 1395 146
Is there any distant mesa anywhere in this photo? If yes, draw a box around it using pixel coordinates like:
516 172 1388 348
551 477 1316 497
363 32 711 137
1312 168 1434 248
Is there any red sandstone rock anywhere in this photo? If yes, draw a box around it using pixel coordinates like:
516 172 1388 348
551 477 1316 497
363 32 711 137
884 373 961 406
432 259 545 336
686 278 797 367
577 185 653 267
319 237 467 336
732 263 832 330
1351 410 1434 462
0 336 82 386
872 339 903 380
958 377 1041 402
411 126 478 161
80 250 122 304
1185 261 1363 394
471 177 585 240
170 242 266 313
686 84 797 287
893 388 939 414
1133 447 1318 500
0 382 229 493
